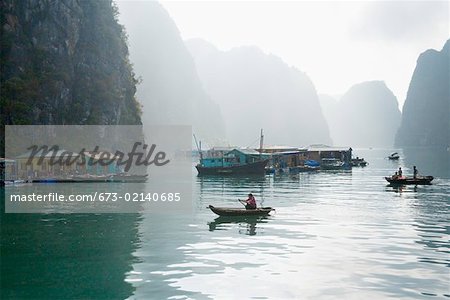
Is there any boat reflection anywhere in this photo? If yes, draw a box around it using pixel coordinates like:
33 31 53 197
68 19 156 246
208 215 270 236
386 184 418 193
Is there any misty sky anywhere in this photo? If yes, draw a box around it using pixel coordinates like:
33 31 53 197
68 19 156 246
159 1 448 110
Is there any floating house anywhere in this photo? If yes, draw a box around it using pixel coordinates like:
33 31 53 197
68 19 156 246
82 151 123 175
196 148 269 175
15 149 122 179
15 149 77 179
306 145 352 169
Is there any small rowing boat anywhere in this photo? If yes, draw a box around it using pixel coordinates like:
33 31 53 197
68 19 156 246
208 205 274 216
385 176 433 185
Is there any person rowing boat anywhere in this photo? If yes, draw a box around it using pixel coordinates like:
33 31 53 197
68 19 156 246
239 193 257 210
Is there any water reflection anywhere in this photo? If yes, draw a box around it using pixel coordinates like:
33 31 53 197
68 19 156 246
2 148 449 299
0 203 142 299
208 216 270 236
386 184 418 193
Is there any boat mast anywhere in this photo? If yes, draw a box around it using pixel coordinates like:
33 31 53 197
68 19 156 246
259 128 264 155
193 134 203 160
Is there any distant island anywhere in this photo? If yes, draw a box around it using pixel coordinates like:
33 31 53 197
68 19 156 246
320 81 401 147
186 38 331 147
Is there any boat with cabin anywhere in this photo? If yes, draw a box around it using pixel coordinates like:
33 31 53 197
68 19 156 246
195 149 269 175
194 130 269 175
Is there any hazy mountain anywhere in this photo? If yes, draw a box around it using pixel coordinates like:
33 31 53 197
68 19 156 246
0 0 141 126
320 81 401 147
186 38 331 147
395 39 450 147
117 2 225 143
318 94 342 146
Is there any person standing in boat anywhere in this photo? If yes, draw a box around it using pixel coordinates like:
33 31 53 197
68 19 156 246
245 193 257 210
413 166 418 179
398 167 403 178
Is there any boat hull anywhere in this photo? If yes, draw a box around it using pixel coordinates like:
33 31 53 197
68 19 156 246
196 159 269 175
208 205 274 216
385 176 433 185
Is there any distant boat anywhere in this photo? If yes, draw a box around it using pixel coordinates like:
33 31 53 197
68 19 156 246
208 205 274 216
385 175 433 185
351 157 368 167
291 160 320 172
388 152 400 160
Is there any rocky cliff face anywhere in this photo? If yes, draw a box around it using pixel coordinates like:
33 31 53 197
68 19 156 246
186 38 331 147
1 0 142 126
320 81 401 147
117 2 225 144
395 40 450 147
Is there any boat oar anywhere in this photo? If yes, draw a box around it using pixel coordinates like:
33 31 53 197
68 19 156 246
238 199 246 207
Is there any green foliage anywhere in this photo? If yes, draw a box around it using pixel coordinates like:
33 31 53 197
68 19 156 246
1 0 142 130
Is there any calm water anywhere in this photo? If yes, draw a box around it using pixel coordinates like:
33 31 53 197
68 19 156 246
1 148 449 299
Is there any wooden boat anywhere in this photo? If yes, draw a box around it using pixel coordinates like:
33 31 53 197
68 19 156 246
196 159 269 175
208 205 274 216
194 132 269 175
385 176 433 185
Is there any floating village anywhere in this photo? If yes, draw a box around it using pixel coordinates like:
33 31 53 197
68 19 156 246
1 131 433 191
193 130 366 176
0 149 148 186
2 129 362 185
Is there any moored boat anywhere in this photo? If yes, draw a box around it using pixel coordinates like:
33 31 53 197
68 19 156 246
351 157 368 167
208 205 274 216
320 158 345 170
385 175 433 185
196 149 269 175
195 130 269 175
